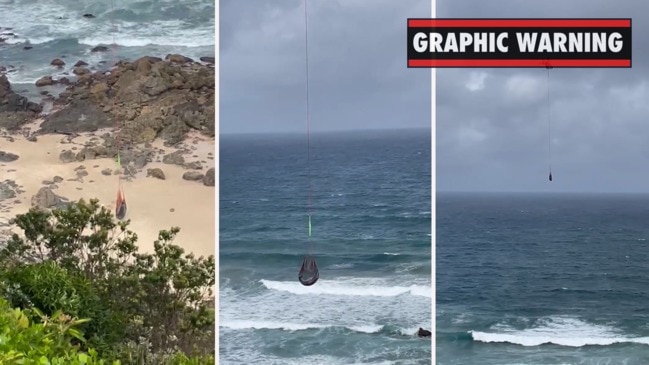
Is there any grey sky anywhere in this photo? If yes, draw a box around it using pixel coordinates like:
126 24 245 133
437 0 649 193
220 0 431 134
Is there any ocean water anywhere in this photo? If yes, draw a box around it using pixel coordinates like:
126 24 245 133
0 0 214 99
219 130 432 364
437 192 649 365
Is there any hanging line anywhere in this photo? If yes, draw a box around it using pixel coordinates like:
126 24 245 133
110 0 126 218
297 0 319 287
304 0 313 249
546 65 553 182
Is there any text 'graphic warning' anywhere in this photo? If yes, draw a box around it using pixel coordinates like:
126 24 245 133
407 19 632 68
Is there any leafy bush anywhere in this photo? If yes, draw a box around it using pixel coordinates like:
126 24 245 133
0 199 215 363
0 297 114 364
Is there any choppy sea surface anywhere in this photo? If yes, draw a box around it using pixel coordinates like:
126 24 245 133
0 0 214 100
220 130 432 364
438 192 649 365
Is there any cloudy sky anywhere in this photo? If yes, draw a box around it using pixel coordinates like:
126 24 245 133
220 0 431 134
437 0 649 193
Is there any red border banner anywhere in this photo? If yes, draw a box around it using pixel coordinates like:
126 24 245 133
407 18 633 68
408 60 632 67
407 19 631 28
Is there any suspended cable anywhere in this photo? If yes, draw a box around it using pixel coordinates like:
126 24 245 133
110 0 127 219
546 65 553 182
298 0 319 286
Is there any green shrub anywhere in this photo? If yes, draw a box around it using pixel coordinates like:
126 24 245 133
0 297 116 364
0 199 215 362
0 261 122 351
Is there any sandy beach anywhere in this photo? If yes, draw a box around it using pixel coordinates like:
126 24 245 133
0 122 215 258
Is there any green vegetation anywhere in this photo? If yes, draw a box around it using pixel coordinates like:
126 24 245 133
0 199 215 364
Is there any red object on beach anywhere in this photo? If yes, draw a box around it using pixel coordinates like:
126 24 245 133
115 186 127 220
298 255 319 286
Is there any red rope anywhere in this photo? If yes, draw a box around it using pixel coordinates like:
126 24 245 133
109 0 124 213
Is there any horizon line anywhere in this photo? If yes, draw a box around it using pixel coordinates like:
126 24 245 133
220 126 431 136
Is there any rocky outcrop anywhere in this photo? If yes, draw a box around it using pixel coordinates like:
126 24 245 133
31 187 68 209
40 99 111 134
182 171 204 181
44 55 215 144
416 328 431 338
0 75 42 130
0 151 19 162
147 168 165 180
0 180 19 200
203 167 215 187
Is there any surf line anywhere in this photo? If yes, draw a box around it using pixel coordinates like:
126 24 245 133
413 31 625 54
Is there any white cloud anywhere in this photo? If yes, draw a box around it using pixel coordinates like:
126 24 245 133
465 72 487 92
505 74 543 101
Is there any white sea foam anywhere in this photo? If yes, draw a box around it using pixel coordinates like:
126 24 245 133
260 278 431 298
471 316 649 347
220 319 384 334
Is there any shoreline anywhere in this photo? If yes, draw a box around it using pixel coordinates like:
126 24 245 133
0 53 216 258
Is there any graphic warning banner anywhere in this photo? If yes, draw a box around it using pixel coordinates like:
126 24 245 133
407 19 632 68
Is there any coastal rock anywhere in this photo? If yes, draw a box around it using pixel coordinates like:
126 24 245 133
74 60 88 67
134 154 148 169
91 46 108 52
35 75 55 87
199 56 215 64
31 187 68 209
182 171 204 181
101 168 112 176
46 54 214 143
0 75 42 130
165 54 193 64
83 13 95 19
40 99 111 133
59 150 76 163
0 151 19 162
146 168 165 180
416 328 431 338
184 161 202 170
0 180 17 200
50 58 65 67
162 151 185 165
203 167 215 187
73 67 90 76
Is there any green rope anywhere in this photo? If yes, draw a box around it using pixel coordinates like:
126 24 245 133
308 214 312 237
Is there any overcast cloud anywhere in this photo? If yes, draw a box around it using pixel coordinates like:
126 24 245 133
437 0 649 193
220 0 431 134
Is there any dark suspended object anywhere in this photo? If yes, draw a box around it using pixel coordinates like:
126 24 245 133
115 185 127 220
548 172 553 182
109 3 128 220
297 0 320 286
298 255 319 286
